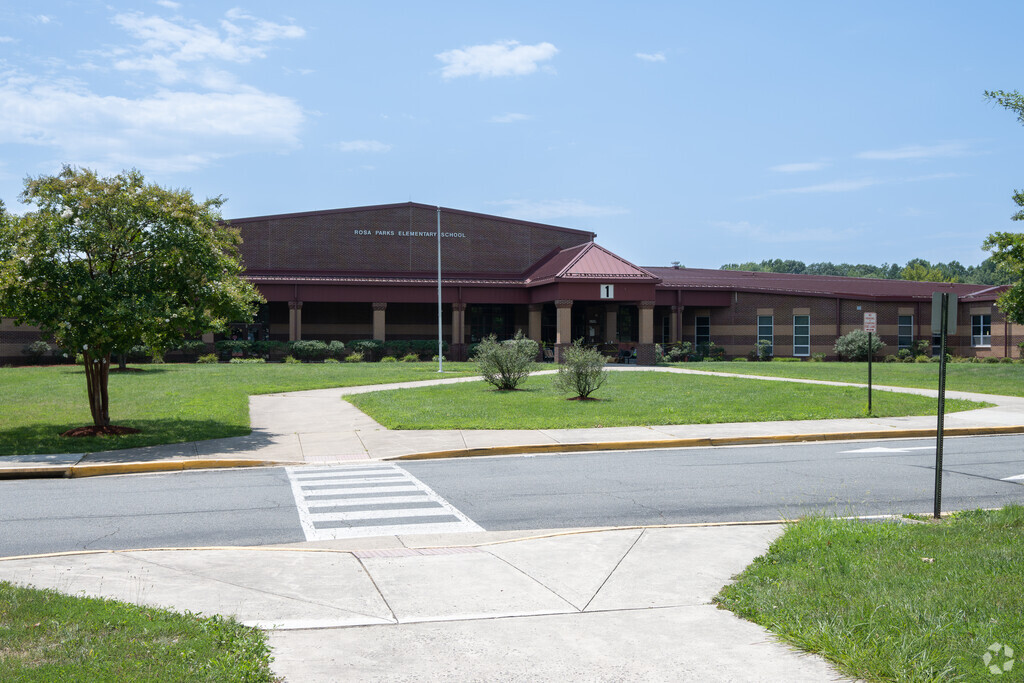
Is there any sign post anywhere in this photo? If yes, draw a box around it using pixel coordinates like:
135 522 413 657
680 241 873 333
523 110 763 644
863 312 877 413
930 292 956 518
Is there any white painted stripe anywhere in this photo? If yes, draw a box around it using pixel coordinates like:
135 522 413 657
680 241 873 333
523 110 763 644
292 471 399 481
298 521 482 540
1001 474 1024 482
306 495 432 508
309 507 453 522
298 476 407 486
300 485 420 496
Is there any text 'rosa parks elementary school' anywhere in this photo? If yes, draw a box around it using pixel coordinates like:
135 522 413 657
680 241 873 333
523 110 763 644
1 201 1019 364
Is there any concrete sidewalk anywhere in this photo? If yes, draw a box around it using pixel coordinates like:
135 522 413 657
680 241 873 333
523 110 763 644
0 523 855 682
3 366 1024 478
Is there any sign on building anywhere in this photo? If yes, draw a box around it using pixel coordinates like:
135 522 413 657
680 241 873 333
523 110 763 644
600 284 615 299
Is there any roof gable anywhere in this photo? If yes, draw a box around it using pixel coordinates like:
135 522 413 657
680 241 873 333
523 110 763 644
526 242 660 284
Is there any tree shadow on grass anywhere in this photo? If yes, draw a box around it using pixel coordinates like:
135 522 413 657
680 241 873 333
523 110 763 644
0 418 258 457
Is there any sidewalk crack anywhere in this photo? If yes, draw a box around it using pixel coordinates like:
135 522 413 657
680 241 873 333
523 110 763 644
482 550 581 612
582 528 646 612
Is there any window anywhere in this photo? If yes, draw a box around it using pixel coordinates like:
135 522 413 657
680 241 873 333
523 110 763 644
972 314 991 347
757 315 773 355
793 315 810 356
898 315 914 350
695 316 710 346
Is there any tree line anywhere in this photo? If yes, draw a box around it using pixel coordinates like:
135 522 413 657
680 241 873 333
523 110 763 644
719 257 1013 285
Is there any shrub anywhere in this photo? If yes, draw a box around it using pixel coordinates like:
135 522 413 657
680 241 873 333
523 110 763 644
553 339 608 399
283 355 302 364
914 355 930 363
324 357 340 363
380 356 398 363
983 356 1001 363
1000 356 1015 364
345 351 364 362
810 352 827 362
21 340 51 364
400 353 419 362
230 357 265 364
175 339 208 356
884 354 899 363
289 340 329 361
773 357 803 362
432 354 446 362
75 353 85 365
833 329 885 361
197 353 219 364
732 357 749 362
912 340 931 357
252 340 289 359
473 330 538 390
348 340 383 361
215 339 254 357
327 340 347 360
126 344 152 362
753 339 773 362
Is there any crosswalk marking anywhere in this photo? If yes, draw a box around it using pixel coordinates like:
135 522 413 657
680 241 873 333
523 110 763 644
286 464 484 541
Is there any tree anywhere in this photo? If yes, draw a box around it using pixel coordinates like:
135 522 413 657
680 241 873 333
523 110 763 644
0 166 263 431
983 89 1024 322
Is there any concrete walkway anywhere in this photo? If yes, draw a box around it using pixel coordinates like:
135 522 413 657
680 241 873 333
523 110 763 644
0 524 856 681
3 366 1023 477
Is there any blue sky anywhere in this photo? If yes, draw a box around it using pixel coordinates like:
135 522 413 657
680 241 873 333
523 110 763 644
1 2 1022 270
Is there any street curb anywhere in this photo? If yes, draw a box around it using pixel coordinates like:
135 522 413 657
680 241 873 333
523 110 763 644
0 458 270 480
387 424 1024 460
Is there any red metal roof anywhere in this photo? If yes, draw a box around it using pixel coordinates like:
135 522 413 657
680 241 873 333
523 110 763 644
647 266 1005 301
525 242 660 285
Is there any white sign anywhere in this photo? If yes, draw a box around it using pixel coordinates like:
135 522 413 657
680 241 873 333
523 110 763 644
600 284 614 299
863 312 877 332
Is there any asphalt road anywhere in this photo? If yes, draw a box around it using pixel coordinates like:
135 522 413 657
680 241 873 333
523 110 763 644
1 434 1022 557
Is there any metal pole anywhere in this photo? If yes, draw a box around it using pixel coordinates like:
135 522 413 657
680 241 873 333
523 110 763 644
437 207 443 373
934 292 948 518
867 331 873 413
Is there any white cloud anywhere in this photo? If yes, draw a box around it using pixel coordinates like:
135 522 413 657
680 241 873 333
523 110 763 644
492 199 628 221
0 37 15 43
712 220 862 243
0 8 306 173
635 52 666 62
856 141 971 160
336 140 392 153
111 10 305 84
35 15 52 25
0 75 304 172
490 112 531 123
762 178 880 196
436 40 557 79
155 0 182 8
769 161 828 173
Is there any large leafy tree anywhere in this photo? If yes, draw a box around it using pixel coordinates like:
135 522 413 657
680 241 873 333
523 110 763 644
984 89 1024 322
0 166 263 431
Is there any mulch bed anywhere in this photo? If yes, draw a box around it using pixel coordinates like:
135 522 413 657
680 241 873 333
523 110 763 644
60 425 141 437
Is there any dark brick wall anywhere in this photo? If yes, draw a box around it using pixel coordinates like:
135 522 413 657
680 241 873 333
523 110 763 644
234 204 594 276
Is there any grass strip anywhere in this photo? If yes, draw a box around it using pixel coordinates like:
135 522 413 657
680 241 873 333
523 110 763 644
0 581 275 682
668 361 1024 398
0 362 477 456
345 371 986 430
715 506 1024 682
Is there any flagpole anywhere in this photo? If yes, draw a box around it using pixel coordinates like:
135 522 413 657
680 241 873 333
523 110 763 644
437 206 443 373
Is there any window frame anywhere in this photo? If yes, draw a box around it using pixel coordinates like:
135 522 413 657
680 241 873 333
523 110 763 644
897 315 914 350
695 315 711 346
971 314 992 348
757 315 774 355
793 314 810 357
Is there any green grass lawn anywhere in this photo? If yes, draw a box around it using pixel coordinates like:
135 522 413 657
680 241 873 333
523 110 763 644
669 360 1024 397
345 371 985 430
715 506 1024 682
0 362 477 456
0 581 275 682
